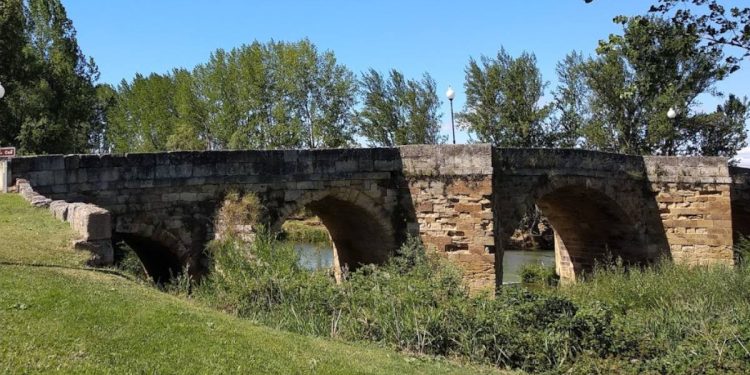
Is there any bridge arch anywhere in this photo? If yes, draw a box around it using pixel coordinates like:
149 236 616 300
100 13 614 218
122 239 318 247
113 226 189 283
111 210 212 283
273 187 397 278
498 176 665 283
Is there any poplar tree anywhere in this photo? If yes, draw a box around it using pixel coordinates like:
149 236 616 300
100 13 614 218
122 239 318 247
0 0 101 154
355 69 444 146
458 48 554 147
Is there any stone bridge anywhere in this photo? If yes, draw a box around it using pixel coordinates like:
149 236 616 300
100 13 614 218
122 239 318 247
5 145 744 290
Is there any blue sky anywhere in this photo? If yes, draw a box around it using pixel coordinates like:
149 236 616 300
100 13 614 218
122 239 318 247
65 0 750 146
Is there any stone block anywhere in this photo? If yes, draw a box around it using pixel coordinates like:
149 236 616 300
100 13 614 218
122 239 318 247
30 170 55 187
69 204 111 241
416 202 433 213
49 200 69 221
30 194 52 208
454 203 482 213
73 239 114 266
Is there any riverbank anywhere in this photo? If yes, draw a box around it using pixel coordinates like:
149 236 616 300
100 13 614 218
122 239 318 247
5 192 749 373
196 233 750 374
0 194 503 374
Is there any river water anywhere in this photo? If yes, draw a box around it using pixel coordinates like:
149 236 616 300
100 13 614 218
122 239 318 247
294 243 555 284
295 243 334 271
501 249 555 284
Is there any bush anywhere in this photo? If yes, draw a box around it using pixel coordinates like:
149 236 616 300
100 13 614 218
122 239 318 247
519 263 559 286
735 234 750 267
280 220 331 246
215 190 265 240
560 260 750 374
113 241 148 281
191 231 750 373
195 233 629 373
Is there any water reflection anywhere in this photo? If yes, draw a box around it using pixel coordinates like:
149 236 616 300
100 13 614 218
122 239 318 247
294 243 333 271
502 250 555 284
293 243 555 284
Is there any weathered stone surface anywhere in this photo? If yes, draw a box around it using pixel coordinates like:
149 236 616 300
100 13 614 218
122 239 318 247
49 200 69 221
68 204 111 241
73 239 114 266
11 179 113 266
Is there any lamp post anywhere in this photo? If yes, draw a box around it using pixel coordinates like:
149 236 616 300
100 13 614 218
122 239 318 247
666 107 679 155
446 86 455 144
667 107 677 119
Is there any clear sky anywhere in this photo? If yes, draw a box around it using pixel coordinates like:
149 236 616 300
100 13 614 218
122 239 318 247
64 0 750 149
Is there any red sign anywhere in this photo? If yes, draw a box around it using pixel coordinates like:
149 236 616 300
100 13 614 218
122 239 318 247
0 147 16 158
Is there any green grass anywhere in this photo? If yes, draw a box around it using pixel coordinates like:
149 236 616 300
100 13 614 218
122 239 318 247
553 262 750 373
281 219 332 246
0 194 88 267
0 194 502 374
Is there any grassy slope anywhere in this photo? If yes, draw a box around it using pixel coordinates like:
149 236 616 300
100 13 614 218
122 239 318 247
0 194 501 374
0 195 88 267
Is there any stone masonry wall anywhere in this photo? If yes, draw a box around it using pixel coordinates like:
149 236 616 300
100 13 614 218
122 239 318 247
644 156 734 266
13 179 113 265
8 148 407 275
399 145 495 291
7 146 497 281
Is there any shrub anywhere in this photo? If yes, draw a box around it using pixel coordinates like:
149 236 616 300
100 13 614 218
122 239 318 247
519 262 559 286
280 219 332 246
735 234 750 267
191 231 750 374
113 241 148 281
215 190 265 240
195 233 626 373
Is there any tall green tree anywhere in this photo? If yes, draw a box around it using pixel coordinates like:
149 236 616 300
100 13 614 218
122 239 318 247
0 0 100 154
167 68 208 151
551 52 590 148
578 16 729 155
108 40 357 152
90 83 116 153
190 40 357 150
107 68 207 153
355 69 443 146
458 48 554 147
687 94 749 157
0 0 33 149
274 40 358 148
107 73 180 152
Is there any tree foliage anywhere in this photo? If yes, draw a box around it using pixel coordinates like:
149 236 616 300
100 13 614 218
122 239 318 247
107 40 357 152
585 0 750 69
458 48 554 147
355 69 444 146
686 94 749 157
0 0 101 154
551 52 590 148
648 0 750 69
107 72 182 153
570 16 738 155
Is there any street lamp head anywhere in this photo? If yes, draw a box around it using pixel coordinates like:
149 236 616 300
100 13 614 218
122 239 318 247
667 107 677 119
0 82 5 99
445 86 455 101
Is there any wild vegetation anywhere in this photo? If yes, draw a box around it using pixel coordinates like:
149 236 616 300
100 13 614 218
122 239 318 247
280 219 332 246
189 228 750 374
0 194 500 374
